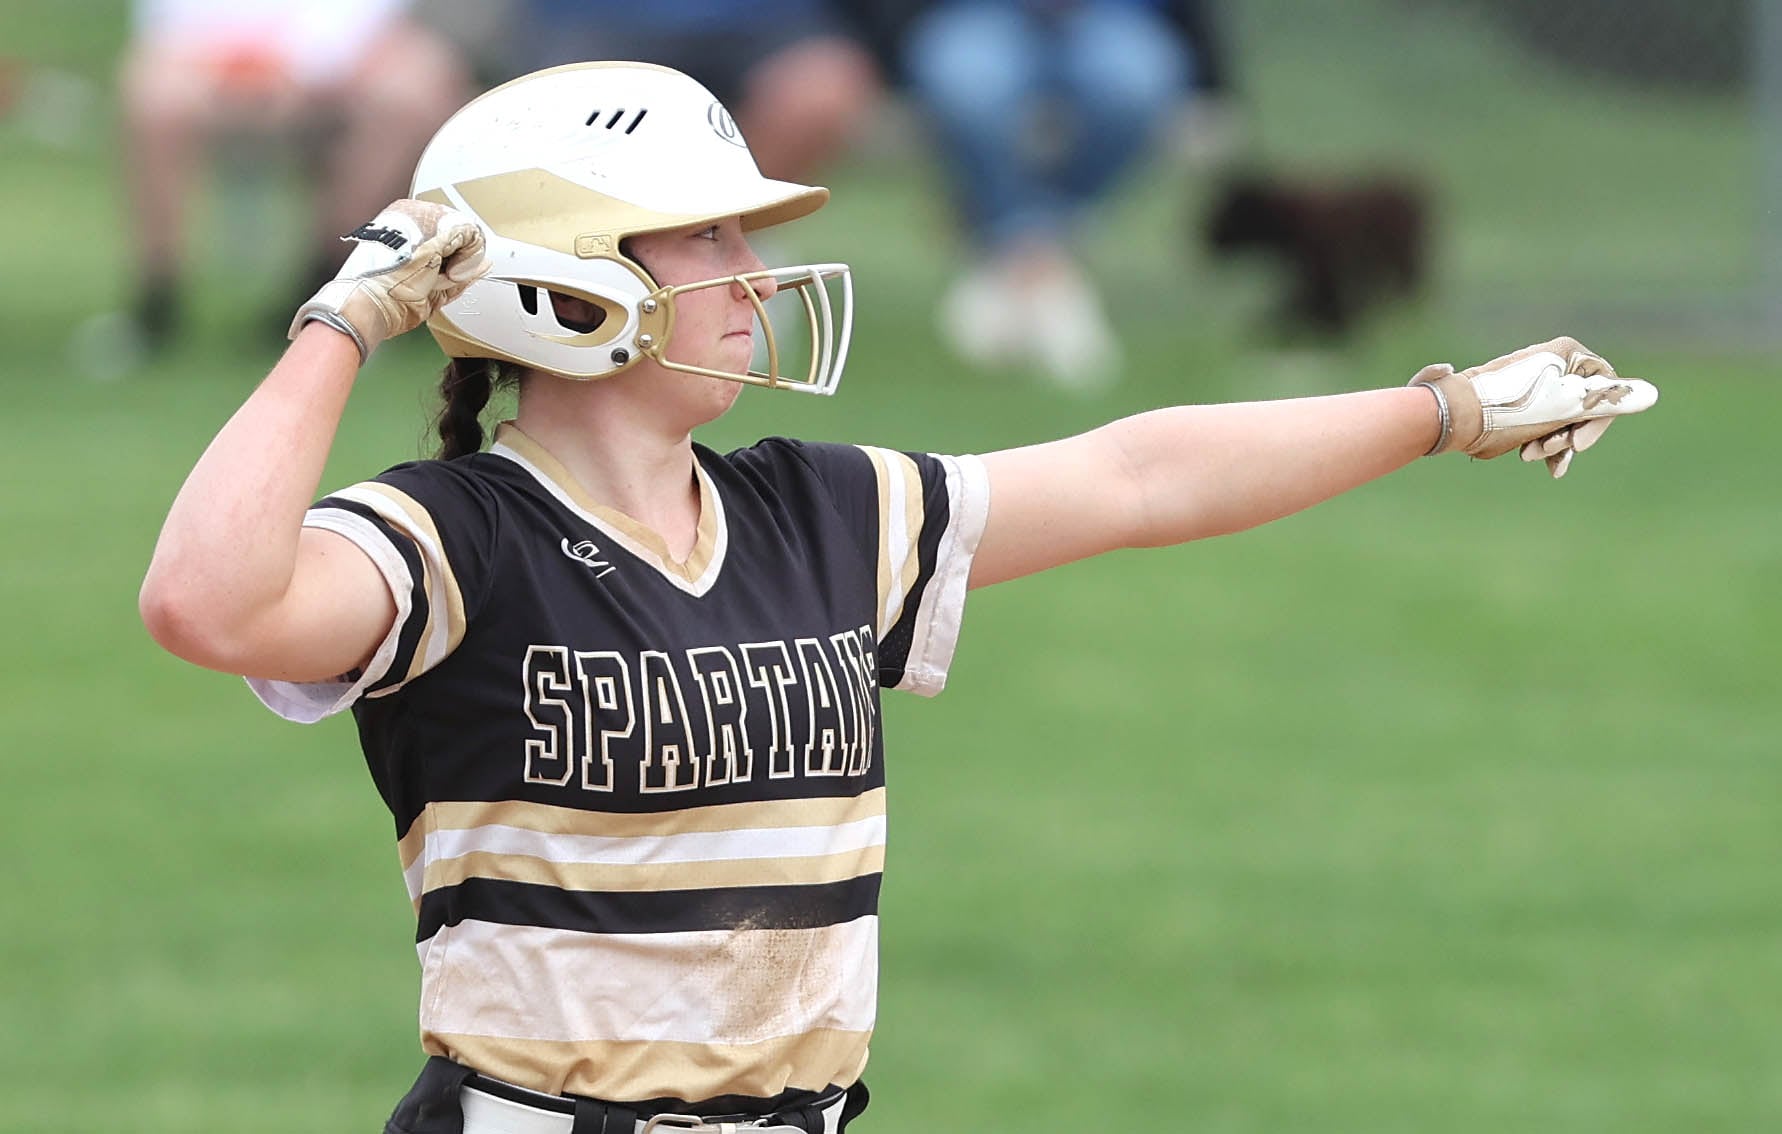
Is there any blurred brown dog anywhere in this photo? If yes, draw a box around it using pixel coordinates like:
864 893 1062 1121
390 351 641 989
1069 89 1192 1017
1204 174 1430 339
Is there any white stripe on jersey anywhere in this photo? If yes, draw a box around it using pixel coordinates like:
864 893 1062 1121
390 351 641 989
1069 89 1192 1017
432 815 886 868
416 917 880 1045
406 816 888 903
403 852 425 907
400 791 889 871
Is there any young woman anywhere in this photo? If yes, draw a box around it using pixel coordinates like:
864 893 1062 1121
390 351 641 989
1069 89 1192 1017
139 61 1656 1134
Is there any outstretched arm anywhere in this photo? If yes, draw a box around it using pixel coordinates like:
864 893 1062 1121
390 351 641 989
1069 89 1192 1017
970 338 1657 588
139 201 487 681
972 387 1433 587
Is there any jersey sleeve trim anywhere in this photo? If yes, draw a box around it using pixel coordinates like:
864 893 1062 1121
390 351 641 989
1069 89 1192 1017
245 479 472 723
897 452 988 695
244 508 418 723
867 450 989 697
335 481 469 677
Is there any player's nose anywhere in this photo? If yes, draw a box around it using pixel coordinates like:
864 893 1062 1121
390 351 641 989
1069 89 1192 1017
732 251 776 303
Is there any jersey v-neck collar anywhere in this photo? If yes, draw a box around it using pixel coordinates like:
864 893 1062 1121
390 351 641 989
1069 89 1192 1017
487 422 728 597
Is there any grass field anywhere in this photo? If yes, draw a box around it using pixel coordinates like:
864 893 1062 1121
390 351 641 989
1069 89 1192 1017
3 3 1779 1131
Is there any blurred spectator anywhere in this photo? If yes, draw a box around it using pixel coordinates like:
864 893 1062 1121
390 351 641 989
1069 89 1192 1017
507 1 882 185
118 0 471 351
0 57 99 150
889 0 1220 391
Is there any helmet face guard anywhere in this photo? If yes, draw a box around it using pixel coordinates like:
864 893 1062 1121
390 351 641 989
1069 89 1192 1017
410 61 855 394
637 264 853 395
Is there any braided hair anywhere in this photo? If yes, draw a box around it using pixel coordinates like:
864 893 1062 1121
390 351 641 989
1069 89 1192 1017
433 358 522 460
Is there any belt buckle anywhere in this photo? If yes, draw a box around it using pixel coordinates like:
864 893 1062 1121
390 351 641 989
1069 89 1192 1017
640 1115 801 1134
641 1115 732 1134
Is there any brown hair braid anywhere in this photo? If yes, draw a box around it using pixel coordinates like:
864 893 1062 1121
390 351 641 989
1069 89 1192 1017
433 358 521 460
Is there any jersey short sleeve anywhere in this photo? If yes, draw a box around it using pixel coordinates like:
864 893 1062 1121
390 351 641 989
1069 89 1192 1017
247 460 498 723
730 438 990 697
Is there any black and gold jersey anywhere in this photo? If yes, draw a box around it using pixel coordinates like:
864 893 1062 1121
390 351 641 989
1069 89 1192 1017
250 423 989 1107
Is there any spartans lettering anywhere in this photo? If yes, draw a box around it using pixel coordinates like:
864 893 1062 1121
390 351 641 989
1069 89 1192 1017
520 627 879 792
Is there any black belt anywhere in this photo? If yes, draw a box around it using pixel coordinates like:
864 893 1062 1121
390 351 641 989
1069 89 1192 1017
463 1069 864 1134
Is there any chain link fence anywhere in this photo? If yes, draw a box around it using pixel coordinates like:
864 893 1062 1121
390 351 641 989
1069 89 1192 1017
1431 0 1748 90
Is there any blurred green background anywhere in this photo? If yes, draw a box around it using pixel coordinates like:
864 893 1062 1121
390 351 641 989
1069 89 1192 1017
2 2 1777 1131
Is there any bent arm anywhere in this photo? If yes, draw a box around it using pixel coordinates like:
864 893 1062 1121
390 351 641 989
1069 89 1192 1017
970 386 1439 587
139 324 396 680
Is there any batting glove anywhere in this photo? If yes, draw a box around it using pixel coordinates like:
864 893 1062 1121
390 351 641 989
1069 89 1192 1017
289 200 489 361
1409 337 1658 478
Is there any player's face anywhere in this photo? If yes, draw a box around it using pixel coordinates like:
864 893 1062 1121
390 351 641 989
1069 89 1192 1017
629 217 777 378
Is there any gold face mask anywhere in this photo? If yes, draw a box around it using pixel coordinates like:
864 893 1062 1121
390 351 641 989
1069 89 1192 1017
634 264 853 395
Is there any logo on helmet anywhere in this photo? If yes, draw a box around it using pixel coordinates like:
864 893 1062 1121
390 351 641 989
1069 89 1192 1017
575 233 614 259
706 102 746 148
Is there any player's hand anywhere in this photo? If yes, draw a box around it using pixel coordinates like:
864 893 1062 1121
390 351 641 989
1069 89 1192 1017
1408 337 1658 478
288 200 488 361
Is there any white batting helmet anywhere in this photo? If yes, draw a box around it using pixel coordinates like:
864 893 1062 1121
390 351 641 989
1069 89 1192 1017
410 61 853 392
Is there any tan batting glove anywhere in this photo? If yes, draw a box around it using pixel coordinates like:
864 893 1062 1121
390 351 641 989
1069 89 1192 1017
1408 336 1658 478
289 200 488 361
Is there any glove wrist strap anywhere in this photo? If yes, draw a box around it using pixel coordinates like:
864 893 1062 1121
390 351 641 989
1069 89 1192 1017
1412 372 1485 457
1417 380 1450 456
289 279 373 362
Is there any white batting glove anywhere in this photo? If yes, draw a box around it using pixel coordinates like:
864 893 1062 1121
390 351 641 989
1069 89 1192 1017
1409 337 1658 478
289 200 488 361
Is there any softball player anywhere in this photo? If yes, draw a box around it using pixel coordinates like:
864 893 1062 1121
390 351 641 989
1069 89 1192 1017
140 61 1657 1134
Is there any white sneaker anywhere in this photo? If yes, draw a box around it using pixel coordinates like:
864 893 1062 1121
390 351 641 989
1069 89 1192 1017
937 266 1025 369
1021 260 1121 393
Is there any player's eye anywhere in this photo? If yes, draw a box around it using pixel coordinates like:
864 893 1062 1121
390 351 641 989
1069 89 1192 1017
695 225 720 242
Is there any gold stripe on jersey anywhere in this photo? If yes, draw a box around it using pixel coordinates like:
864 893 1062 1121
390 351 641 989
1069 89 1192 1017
492 423 722 585
330 481 469 683
427 1028 872 1102
859 446 925 639
422 842 885 896
688 475 721 580
418 917 877 1099
398 787 887 874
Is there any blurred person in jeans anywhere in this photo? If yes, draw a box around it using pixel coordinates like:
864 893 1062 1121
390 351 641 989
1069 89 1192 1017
119 0 471 351
509 0 881 185
897 0 1212 391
